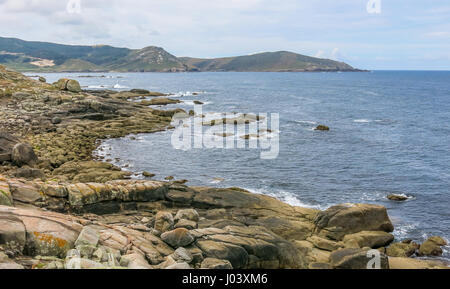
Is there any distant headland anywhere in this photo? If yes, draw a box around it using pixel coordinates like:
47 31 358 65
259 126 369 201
0 36 365 73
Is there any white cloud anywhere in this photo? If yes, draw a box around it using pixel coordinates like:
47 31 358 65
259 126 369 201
314 50 325 58
0 0 449 69
330 48 340 61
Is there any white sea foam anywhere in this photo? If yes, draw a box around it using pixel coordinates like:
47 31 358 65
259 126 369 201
210 178 225 184
363 91 380 96
114 83 129 89
88 85 109 89
172 91 205 97
182 100 212 106
361 191 385 202
393 223 418 240
354 119 371 123
294 120 317 125
244 188 323 210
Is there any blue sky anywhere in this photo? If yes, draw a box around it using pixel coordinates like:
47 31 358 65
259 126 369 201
0 0 449 70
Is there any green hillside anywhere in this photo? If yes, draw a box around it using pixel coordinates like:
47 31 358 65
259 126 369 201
180 51 357 72
0 37 362 72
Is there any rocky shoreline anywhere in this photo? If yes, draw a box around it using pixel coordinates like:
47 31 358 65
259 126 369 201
0 65 448 269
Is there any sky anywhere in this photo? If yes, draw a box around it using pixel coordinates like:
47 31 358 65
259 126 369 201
0 0 449 70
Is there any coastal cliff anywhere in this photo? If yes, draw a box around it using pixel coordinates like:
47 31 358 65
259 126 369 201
0 65 447 269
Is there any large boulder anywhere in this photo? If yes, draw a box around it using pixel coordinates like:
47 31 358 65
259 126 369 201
161 228 195 248
342 231 394 249
314 204 394 241
154 211 174 233
13 167 45 180
0 132 20 162
175 209 199 222
66 80 82 93
192 225 306 269
11 143 38 167
171 247 193 263
386 242 419 257
196 239 249 269
418 236 447 256
53 78 81 93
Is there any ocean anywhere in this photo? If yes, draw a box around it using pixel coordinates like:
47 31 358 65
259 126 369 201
33 71 450 261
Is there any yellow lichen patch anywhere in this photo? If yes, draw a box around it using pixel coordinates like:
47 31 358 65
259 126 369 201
33 232 68 249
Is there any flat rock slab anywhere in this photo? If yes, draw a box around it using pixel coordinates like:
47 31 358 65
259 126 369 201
0 205 83 257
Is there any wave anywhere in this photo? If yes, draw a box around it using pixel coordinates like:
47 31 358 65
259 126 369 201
113 83 129 89
244 188 324 210
393 223 418 240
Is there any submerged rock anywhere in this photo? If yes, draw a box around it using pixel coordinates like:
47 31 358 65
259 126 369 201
387 194 409 201
142 171 155 178
314 125 330 131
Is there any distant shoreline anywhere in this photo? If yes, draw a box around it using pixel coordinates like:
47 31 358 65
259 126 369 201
21 69 370 74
